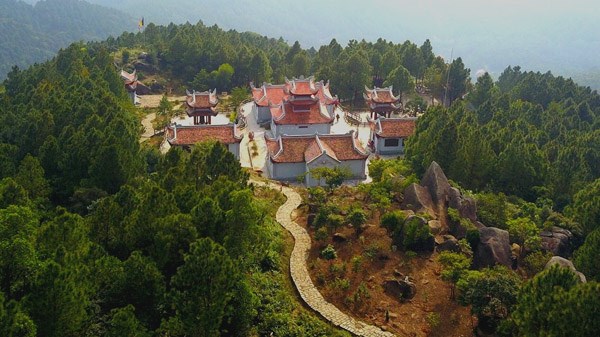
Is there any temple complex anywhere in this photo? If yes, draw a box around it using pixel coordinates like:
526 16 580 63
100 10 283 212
251 76 339 128
185 89 219 125
364 86 402 119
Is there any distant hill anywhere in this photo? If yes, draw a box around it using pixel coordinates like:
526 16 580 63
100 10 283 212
0 0 134 79
82 0 600 90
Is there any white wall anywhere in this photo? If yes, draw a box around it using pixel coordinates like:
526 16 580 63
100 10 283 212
275 123 331 137
376 136 404 155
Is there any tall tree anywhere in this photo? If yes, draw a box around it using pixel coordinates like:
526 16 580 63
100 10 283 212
446 57 470 104
383 65 414 102
170 238 236 337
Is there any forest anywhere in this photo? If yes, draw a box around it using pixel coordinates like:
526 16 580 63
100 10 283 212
0 18 598 337
0 0 133 80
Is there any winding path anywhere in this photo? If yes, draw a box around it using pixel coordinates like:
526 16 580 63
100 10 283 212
253 180 395 337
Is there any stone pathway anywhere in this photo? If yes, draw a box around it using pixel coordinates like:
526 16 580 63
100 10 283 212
253 180 396 337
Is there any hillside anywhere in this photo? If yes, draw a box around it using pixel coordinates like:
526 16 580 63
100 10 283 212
0 0 134 79
83 0 600 89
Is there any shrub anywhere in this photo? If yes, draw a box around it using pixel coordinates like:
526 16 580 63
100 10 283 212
326 214 344 232
523 251 553 277
426 312 441 329
364 243 382 260
330 278 350 292
380 210 406 232
351 255 363 272
396 217 433 251
314 227 329 242
321 244 337 260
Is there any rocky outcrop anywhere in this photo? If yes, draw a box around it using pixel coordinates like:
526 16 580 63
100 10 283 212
421 161 451 205
428 220 442 235
448 187 478 223
540 227 573 257
401 183 436 218
383 278 417 301
545 256 587 283
435 235 460 253
474 227 512 269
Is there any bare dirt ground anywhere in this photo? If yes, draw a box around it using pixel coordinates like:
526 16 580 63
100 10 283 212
298 187 474 337
138 94 186 108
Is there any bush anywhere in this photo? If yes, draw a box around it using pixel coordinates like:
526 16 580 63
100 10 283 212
380 210 406 232
321 244 337 260
395 217 434 251
351 255 363 272
326 214 344 232
523 251 553 277
314 227 329 242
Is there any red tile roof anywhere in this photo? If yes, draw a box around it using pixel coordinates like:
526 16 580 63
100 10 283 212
364 86 400 104
186 89 218 109
252 85 287 107
272 101 333 125
286 77 318 95
265 132 368 163
252 77 339 108
371 117 417 138
166 124 242 146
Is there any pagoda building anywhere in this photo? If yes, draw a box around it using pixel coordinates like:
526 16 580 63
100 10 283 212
368 117 416 155
120 69 140 105
185 89 219 125
165 123 243 159
364 86 402 119
251 76 339 124
264 131 368 186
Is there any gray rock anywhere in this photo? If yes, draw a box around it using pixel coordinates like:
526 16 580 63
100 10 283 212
475 227 512 269
545 256 587 283
428 220 442 235
436 235 460 253
421 161 451 206
332 233 348 243
540 226 573 257
401 183 436 218
383 278 417 301
448 187 478 223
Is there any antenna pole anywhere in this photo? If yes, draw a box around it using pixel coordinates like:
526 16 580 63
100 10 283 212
443 48 453 107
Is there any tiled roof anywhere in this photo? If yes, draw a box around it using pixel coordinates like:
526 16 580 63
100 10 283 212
252 77 338 107
287 77 318 95
272 101 333 125
372 117 417 138
121 69 136 83
265 132 368 163
186 89 218 109
166 124 242 146
252 84 287 107
364 86 400 104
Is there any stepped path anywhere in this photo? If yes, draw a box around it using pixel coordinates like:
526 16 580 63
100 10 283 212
252 180 396 337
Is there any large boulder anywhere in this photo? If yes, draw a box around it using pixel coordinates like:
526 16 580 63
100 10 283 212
540 227 573 257
475 227 512 269
383 278 417 301
435 235 460 253
448 187 478 223
428 220 442 235
421 161 451 206
401 183 436 218
545 256 586 283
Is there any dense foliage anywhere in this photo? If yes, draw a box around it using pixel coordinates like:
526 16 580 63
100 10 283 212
97 22 465 104
0 0 133 80
0 45 348 336
406 68 600 210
